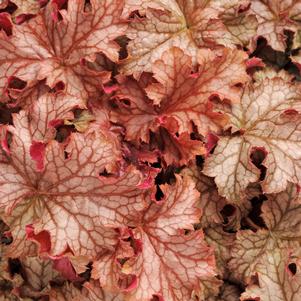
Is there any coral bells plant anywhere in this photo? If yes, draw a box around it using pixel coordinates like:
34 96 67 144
1 1 301 301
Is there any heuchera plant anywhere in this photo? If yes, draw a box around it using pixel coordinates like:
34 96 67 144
0 0 301 300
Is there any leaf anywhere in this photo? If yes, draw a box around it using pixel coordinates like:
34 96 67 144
1 197 41 257
49 280 124 301
183 166 226 228
64 110 95 133
18 256 59 298
204 226 235 278
217 0 258 47
11 0 41 18
152 128 205 166
29 90 85 142
203 74 301 202
250 0 301 51
113 47 248 142
0 0 127 101
229 183 301 282
0 0 8 9
120 174 216 301
240 248 301 301
0 108 152 257
121 0 237 77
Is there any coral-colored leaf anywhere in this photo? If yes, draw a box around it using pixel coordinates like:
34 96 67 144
0 107 151 256
94 174 216 301
203 73 301 201
113 47 248 143
0 0 126 101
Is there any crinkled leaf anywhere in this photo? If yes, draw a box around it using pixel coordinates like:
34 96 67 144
241 248 301 301
204 74 301 201
183 166 225 228
205 225 235 278
113 47 248 142
121 0 238 77
151 128 205 166
0 0 126 101
124 174 215 301
11 0 41 17
251 0 301 51
218 0 258 47
49 280 124 301
229 183 301 282
18 256 59 298
0 108 152 256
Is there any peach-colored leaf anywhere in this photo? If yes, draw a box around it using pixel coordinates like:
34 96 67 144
251 0 301 51
183 166 226 228
11 0 41 17
229 183 301 282
241 248 301 301
121 0 237 77
49 280 124 301
203 74 301 201
218 0 258 47
205 226 235 278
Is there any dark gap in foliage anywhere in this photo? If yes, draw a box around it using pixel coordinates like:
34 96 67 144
251 38 289 70
0 278 13 295
288 262 297 275
7 77 27 91
155 185 164 201
99 168 114 178
52 81 65 93
155 166 176 185
250 147 267 181
150 295 161 301
0 1 17 15
129 10 145 19
0 220 12 245
220 204 236 225
0 103 20 124
84 0 91 11
246 196 267 229
79 262 92 282
195 155 204 168
55 125 74 143
122 99 131 106
8 258 22 277
116 36 130 60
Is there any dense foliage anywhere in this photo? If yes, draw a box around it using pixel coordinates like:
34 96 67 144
0 1 301 300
